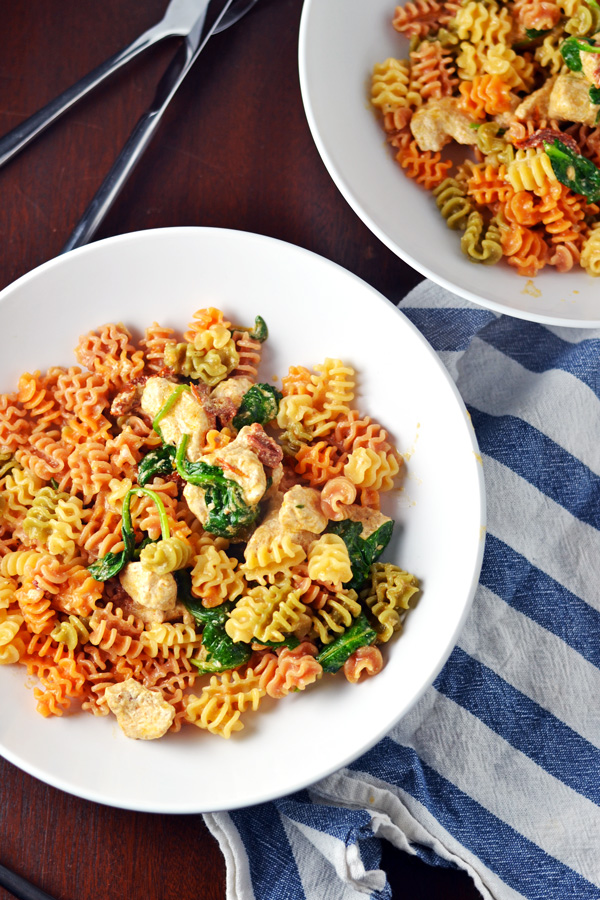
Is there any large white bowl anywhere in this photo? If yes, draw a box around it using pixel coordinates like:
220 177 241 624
299 0 600 328
0 228 485 812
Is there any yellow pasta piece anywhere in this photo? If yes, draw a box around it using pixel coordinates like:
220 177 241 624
507 149 558 192
307 534 353 589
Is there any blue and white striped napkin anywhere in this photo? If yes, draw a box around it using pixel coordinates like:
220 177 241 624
204 278 600 900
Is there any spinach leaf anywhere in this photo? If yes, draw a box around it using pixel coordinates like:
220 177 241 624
175 570 231 625
86 487 170 581
137 444 176 486
525 27 551 39
327 519 394 591
176 434 260 538
203 480 260 538
544 138 600 201
175 436 229 486
88 549 130 582
590 85 600 105
232 383 283 430
253 635 301 650
132 535 156 561
316 613 377 674
176 573 253 673
191 621 253 674
560 35 599 71
250 315 268 342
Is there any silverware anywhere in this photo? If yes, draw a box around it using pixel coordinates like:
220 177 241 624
0 0 219 170
0 861 58 900
61 0 258 254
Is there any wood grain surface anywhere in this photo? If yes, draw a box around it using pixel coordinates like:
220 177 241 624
0 2 479 898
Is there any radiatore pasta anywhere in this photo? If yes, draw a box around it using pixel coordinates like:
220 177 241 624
373 0 600 275
0 308 419 740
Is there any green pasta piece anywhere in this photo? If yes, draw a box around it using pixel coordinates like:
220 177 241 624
433 178 473 230
164 340 239 386
460 212 503 265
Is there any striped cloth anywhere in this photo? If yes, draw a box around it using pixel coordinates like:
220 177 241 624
204 279 600 900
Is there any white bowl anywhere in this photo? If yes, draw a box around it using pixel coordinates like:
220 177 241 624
0 227 485 812
299 0 600 328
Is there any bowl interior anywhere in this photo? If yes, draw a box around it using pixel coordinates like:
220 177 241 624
299 0 600 327
0 228 485 812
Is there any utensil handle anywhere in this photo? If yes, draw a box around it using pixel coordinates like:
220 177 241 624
62 0 238 253
61 107 163 253
0 863 58 900
0 29 160 169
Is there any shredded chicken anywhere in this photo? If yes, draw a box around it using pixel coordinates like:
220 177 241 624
140 376 212 461
547 71 600 126
202 424 270 505
341 505 392 539
410 97 479 152
104 678 175 740
279 485 328 534
211 376 254 406
514 77 556 123
119 562 183 625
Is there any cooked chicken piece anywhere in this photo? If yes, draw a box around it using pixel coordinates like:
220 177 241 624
211 376 254 406
515 77 556 122
581 50 600 89
119 562 181 625
104 678 175 740
244 498 314 560
341 505 392 539
548 71 600 126
279 485 328 534
183 482 209 528
410 97 479 152
245 500 282 550
141 376 211 461
203 424 269 505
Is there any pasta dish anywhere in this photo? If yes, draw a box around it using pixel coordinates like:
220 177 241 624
372 0 600 276
0 307 418 740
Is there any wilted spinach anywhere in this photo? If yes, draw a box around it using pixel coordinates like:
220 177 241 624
544 138 600 202
232 383 282 430
316 613 378 674
327 519 394 591
560 35 600 71
176 434 260 538
137 444 176 486
87 487 170 581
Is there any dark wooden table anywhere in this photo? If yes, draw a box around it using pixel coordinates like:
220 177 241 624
0 2 480 898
